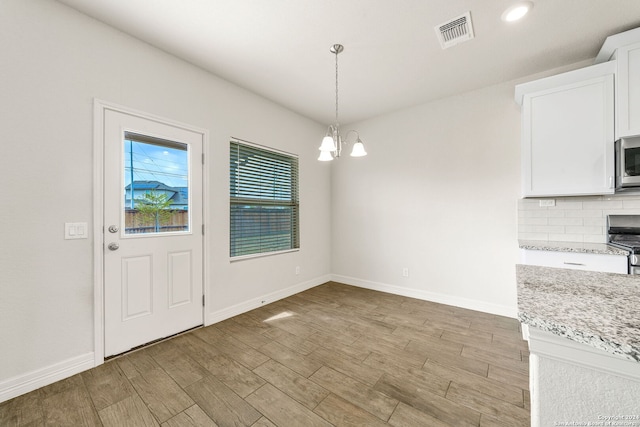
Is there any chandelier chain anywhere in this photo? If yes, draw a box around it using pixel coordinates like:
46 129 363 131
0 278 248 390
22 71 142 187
335 48 339 126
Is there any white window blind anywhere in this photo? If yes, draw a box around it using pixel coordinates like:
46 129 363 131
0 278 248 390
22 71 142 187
230 140 299 258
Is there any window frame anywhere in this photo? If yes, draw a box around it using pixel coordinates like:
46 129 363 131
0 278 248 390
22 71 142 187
229 139 300 260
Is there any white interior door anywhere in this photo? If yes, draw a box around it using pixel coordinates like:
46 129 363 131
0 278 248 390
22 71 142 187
103 109 203 357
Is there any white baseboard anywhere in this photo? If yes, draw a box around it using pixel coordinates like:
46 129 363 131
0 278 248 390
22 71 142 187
332 274 517 318
0 352 94 403
205 274 332 325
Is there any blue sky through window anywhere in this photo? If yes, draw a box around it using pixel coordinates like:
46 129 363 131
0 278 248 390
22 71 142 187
124 139 188 189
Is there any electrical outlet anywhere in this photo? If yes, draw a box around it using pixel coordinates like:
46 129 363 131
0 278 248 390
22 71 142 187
402 268 409 277
295 266 300 275
539 199 556 207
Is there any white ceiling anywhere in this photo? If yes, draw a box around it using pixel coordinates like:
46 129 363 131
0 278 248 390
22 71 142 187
56 0 640 125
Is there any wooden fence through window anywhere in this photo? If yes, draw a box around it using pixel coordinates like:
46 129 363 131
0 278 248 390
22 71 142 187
125 209 189 233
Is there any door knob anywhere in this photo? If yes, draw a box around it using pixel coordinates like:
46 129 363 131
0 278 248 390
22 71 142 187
107 242 119 251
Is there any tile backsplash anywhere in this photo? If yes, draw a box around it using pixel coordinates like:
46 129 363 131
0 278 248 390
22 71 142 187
518 194 640 243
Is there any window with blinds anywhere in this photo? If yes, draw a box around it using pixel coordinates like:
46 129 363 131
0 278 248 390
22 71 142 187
230 140 299 258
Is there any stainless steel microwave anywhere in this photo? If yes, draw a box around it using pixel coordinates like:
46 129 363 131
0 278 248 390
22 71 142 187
616 136 640 190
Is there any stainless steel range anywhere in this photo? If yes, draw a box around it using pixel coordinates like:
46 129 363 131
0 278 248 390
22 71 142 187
607 215 640 275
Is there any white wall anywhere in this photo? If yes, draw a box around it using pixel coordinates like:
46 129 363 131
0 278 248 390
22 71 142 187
0 0 330 396
329 58 596 317
331 82 523 316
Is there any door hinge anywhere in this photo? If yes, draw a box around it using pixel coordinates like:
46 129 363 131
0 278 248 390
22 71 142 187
202 153 205 164
202 295 205 306
202 224 205 235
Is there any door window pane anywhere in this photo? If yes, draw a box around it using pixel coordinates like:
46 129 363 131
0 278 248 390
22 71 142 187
124 132 189 235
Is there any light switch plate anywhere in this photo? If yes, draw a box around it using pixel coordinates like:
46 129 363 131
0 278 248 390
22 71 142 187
65 222 88 239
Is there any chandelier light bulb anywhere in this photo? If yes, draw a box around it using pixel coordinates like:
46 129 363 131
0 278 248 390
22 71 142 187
319 135 337 152
318 150 334 161
350 140 367 157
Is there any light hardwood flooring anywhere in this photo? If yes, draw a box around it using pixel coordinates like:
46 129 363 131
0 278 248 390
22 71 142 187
1 282 530 426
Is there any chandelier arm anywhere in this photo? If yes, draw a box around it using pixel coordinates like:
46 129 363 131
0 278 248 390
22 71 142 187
344 130 360 143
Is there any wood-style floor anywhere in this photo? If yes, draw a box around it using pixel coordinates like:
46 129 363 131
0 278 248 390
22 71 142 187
0 282 530 426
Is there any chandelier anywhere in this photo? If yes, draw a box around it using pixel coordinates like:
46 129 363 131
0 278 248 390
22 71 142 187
318 44 367 161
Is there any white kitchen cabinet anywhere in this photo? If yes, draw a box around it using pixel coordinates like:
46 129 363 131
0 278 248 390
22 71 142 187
616 42 640 138
515 61 616 198
520 249 627 274
596 27 640 138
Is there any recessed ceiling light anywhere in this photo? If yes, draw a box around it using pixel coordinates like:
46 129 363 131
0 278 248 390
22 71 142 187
501 1 533 22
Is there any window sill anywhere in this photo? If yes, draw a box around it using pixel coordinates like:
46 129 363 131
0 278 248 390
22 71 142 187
230 248 299 262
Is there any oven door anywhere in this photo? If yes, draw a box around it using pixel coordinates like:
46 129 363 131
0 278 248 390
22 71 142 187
618 136 640 187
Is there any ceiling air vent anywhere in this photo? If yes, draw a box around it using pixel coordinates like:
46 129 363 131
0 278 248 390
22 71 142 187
435 12 474 49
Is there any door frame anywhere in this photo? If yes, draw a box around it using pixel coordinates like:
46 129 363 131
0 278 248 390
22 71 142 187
93 99 210 366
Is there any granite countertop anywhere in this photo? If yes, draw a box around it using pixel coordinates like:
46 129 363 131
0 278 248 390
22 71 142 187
517 264 640 362
519 240 629 256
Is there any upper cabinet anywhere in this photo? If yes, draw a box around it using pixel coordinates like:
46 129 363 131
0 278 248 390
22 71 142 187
617 42 640 137
515 27 640 199
515 62 616 198
596 28 640 138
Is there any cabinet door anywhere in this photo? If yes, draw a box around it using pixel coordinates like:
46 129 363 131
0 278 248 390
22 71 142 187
521 74 614 197
617 41 640 138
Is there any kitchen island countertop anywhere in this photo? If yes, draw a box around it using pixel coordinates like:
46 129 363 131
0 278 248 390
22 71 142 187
518 240 629 256
517 264 640 362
